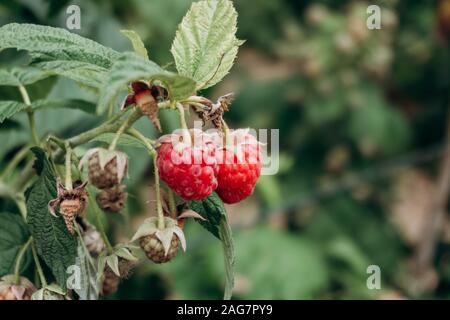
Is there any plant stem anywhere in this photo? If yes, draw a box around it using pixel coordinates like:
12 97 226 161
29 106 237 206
65 143 73 190
19 85 40 146
14 194 27 221
168 189 177 219
153 155 165 229
414 111 450 276
176 102 188 130
221 118 231 147
176 103 192 145
75 224 96 269
31 240 47 287
126 128 156 154
47 135 66 150
53 108 143 162
107 103 114 119
127 128 164 228
0 144 31 181
219 217 235 300
14 160 35 192
14 237 32 284
108 109 136 151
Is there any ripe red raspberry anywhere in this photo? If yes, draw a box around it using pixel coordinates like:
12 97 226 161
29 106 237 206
157 129 218 201
215 130 262 204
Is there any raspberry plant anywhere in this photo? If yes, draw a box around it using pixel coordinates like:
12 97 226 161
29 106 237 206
0 0 262 300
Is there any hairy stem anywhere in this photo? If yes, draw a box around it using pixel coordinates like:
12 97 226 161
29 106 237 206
415 111 450 276
127 128 164 228
176 103 188 130
75 224 96 270
31 240 47 287
47 135 66 150
65 144 73 190
127 128 156 152
177 103 192 145
53 108 142 162
221 118 231 147
219 217 235 300
153 156 165 229
19 85 40 146
168 189 177 219
108 108 137 151
14 237 32 284
0 144 31 181
14 194 27 221
14 160 35 192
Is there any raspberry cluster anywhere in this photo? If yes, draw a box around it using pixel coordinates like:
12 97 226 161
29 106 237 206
157 129 261 204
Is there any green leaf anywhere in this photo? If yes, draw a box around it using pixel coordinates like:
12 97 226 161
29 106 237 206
171 0 243 90
30 59 108 89
26 147 78 290
188 192 234 299
120 30 149 59
74 239 99 300
91 132 147 149
0 67 54 87
32 99 97 114
188 192 226 239
0 101 28 123
0 23 120 88
0 23 119 68
114 247 138 261
97 52 196 114
0 98 92 124
0 212 31 276
106 254 120 277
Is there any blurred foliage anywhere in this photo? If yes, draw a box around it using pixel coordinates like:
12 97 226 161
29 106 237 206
1 0 450 299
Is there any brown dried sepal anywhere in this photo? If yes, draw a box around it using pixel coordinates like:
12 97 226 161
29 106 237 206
192 93 234 130
48 179 88 235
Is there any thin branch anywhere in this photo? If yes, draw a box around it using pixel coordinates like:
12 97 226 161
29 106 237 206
19 85 40 146
414 111 450 276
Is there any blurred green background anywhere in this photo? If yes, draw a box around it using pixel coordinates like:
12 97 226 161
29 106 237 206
1 0 450 299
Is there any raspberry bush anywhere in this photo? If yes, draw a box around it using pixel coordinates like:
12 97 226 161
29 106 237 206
0 0 262 300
